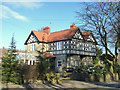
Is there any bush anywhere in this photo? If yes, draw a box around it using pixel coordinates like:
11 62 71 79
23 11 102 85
38 72 61 84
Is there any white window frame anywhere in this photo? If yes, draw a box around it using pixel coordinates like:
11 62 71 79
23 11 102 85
70 58 74 67
67 41 69 44
57 60 62 67
57 41 62 50
89 44 92 51
31 43 36 51
33 44 36 51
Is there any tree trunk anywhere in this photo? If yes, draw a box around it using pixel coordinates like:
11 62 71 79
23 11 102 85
109 65 115 81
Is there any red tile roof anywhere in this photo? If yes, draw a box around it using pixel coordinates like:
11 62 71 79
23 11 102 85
42 52 55 58
32 30 48 42
82 31 92 35
82 31 98 44
82 31 92 39
24 27 94 44
47 27 79 42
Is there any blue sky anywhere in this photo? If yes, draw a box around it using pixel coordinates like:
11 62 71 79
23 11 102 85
1 2 85 50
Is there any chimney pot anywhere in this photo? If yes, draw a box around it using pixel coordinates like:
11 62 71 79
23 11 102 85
70 24 76 29
43 26 50 35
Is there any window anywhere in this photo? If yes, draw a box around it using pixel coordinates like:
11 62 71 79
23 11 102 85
57 41 62 50
67 41 69 44
51 43 53 46
57 60 62 67
53 51 56 54
63 50 65 53
70 57 74 67
67 50 70 53
77 43 79 49
31 43 36 51
89 44 92 51
51 48 53 50
34 44 36 51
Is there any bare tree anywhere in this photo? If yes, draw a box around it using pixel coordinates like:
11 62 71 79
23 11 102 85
76 2 119 80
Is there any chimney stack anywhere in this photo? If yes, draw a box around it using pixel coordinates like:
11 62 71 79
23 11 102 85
70 24 76 29
43 26 50 35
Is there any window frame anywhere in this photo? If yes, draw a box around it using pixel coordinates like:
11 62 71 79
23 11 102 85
57 60 62 67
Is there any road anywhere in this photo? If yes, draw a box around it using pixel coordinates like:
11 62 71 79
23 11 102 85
1 79 120 89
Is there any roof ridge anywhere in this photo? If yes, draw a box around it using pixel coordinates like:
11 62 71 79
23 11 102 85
50 27 79 34
32 27 79 34
50 29 70 34
32 30 43 33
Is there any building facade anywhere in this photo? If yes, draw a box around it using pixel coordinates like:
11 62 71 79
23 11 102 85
24 24 97 72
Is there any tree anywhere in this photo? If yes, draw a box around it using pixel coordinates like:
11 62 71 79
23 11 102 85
76 2 119 80
93 47 102 65
36 48 55 83
35 31 55 83
2 35 22 84
9 34 16 52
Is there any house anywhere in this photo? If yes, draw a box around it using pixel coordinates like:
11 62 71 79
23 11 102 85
24 24 97 72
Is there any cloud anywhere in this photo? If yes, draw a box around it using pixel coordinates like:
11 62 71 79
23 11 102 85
0 5 29 21
5 2 44 9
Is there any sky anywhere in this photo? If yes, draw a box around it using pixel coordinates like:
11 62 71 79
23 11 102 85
1 2 85 50
0 1 118 53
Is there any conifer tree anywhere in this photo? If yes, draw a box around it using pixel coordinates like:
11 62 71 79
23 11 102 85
2 35 22 84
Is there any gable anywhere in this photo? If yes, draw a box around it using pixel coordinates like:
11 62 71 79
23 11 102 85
73 29 83 40
87 34 95 42
26 33 39 44
25 27 98 45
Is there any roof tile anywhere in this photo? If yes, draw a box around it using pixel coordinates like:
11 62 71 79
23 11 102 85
25 27 93 44
42 52 55 58
32 27 79 42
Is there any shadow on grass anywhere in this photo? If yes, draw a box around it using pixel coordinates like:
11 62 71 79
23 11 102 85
68 79 120 88
22 84 34 90
46 83 64 89
92 82 120 88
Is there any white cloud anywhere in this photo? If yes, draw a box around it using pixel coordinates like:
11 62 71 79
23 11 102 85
0 5 29 21
5 2 44 9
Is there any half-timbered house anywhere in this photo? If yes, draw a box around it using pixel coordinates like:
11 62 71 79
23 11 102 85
24 24 97 72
